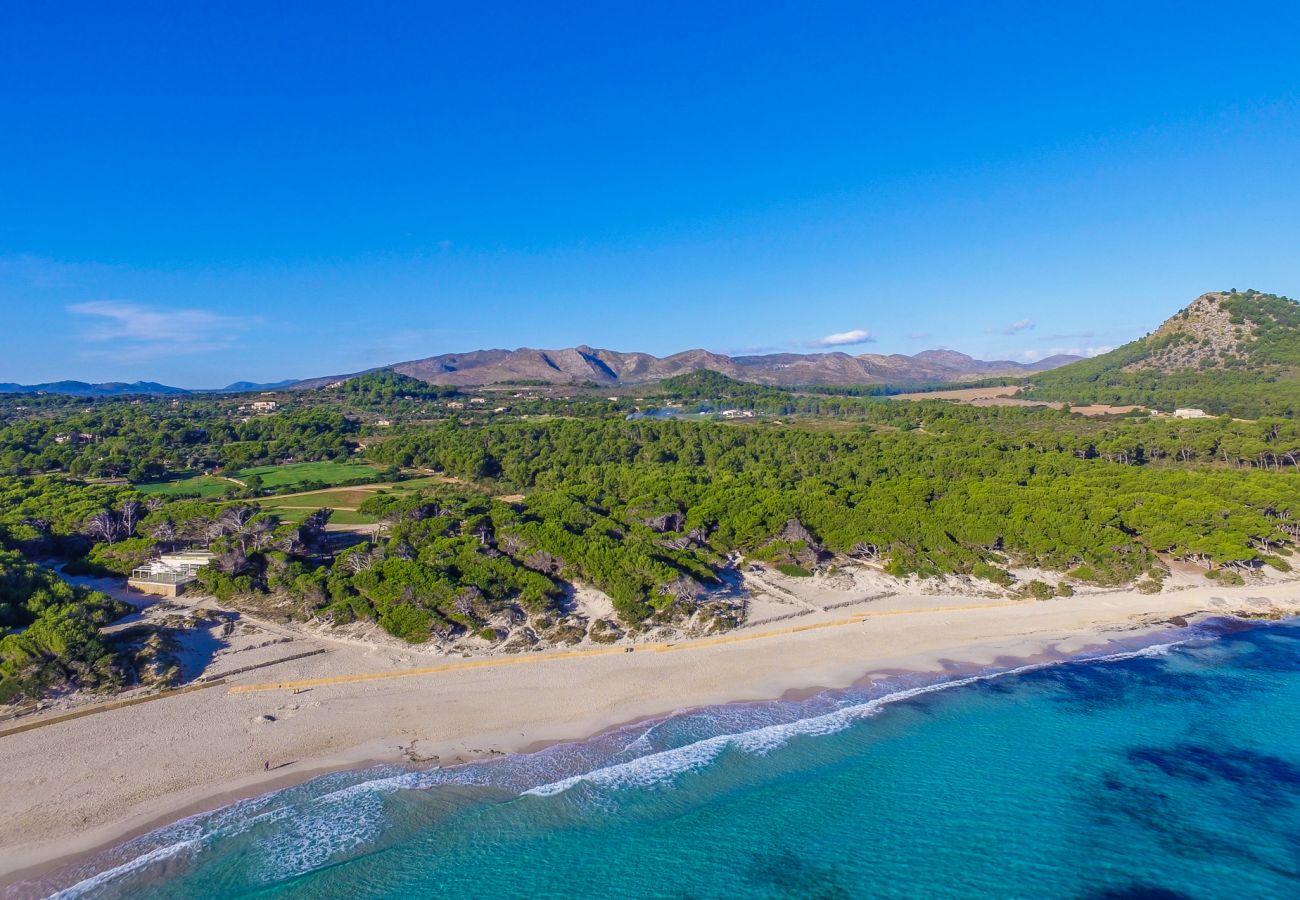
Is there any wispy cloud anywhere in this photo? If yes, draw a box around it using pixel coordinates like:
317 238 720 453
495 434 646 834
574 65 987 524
1001 318 1037 336
723 343 785 355
807 328 875 348
69 301 249 360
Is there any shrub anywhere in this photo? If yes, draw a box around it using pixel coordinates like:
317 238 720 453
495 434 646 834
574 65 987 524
1067 565 1100 584
1264 555 1292 572
379 604 434 643
1026 580 1054 600
775 563 812 578
588 619 623 644
972 561 1013 587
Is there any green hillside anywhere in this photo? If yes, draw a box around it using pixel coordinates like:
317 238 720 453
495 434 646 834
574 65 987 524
1024 289 1300 418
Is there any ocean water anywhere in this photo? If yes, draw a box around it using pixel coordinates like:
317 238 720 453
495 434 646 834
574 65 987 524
37 618 1300 900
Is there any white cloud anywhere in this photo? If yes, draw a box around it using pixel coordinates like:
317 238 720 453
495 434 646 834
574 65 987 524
69 301 248 360
1001 318 1037 335
808 329 875 348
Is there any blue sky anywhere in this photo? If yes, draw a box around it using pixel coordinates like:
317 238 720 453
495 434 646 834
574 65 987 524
3 1 1299 386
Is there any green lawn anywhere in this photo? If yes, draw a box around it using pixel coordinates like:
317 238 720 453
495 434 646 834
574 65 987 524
137 466 458 528
135 473 235 498
237 461 386 489
136 461 386 497
238 474 470 526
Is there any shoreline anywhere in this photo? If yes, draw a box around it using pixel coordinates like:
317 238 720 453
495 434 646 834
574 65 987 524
4 582 1299 893
8 618 1198 894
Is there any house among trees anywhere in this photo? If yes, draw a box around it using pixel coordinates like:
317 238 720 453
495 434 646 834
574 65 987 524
1172 408 1211 419
128 550 214 597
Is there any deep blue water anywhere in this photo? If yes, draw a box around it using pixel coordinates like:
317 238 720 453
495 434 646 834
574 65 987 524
38 618 1300 899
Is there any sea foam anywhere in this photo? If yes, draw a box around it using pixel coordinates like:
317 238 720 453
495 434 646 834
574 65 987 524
44 633 1193 897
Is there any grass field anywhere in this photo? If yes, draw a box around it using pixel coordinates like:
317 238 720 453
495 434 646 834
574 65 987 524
135 474 236 498
136 461 387 498
137 467 483 529
239 473 477 526
237 461 387 489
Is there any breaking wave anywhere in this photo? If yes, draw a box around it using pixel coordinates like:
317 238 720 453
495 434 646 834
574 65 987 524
42 629 1202 898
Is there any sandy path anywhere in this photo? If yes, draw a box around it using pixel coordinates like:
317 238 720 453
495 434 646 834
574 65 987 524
1 581 1297 888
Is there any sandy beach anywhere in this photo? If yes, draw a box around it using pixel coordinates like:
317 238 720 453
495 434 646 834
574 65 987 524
3 576 1299 891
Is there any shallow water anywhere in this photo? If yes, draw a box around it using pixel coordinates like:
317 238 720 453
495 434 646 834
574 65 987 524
39 618 1300 899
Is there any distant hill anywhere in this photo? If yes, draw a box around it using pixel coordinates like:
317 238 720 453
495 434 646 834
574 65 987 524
0 378 300 397
1025 289 1300 417
0 380 190 397
213 379 298 393
297 345 1082 390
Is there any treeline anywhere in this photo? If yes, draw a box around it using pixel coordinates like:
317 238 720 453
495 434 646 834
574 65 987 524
792 376 1023 398
1025 367 1300 419
377 405 1300 478
0 404 358 479
365 417 1300 586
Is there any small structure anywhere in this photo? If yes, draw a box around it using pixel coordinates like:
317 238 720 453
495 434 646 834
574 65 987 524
1173 408 1211 419
128 551 215 598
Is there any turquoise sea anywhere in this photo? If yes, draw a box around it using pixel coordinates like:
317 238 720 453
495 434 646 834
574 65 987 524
36 618 1300 899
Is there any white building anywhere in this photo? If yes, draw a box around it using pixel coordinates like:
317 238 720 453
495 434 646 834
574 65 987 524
128 551 215 597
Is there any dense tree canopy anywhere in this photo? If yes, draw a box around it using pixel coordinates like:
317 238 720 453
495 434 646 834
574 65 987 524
4 371 1300 703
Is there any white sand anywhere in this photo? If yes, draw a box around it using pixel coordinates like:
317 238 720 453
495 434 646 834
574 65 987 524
2 578 1298 888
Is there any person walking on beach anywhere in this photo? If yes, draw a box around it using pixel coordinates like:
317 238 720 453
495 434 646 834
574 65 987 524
264 760 269 771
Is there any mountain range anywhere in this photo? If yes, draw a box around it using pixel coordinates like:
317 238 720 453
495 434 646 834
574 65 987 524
6 290 1298 405
297 346 1081 390
1 349 1081 396
0 379 297 397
